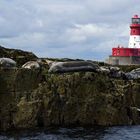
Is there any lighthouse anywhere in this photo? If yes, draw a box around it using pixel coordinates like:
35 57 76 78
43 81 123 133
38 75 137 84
109 15 140 65
128 15 140 48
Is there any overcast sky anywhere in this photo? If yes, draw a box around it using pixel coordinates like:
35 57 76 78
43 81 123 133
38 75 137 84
0 0 140 60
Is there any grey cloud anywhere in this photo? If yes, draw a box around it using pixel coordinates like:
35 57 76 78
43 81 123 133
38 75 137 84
0 0 140 60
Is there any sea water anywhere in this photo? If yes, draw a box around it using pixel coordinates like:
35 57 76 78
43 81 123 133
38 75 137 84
0 126 140 140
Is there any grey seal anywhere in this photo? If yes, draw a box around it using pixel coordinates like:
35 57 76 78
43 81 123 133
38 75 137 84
125 68 140 79
22 61 40 69
0 58 16 68
48 61 100 73
99 66 124 78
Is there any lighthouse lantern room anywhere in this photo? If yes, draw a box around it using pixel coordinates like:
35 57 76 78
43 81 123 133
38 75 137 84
128 15 140 48
109 15 140 65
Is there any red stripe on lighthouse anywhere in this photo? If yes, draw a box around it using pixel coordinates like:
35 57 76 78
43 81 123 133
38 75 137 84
130 24 140 35
130 15 140 35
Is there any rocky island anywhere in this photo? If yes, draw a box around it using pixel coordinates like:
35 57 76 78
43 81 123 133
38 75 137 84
0 46 140 131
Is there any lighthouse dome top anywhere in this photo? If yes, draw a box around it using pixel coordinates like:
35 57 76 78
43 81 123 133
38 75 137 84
133 15 139 18
131 15 140 24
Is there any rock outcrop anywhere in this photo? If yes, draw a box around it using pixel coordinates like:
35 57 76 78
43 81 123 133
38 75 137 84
0 46 37 66
1 46 140 131
1 66 140 131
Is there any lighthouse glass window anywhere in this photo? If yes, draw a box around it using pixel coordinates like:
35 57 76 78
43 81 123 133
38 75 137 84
132 18 140 24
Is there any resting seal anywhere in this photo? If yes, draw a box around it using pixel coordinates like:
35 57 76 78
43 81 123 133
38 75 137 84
48 61 100 73
0 58 16 68
22 61 40 69
125 68 140 80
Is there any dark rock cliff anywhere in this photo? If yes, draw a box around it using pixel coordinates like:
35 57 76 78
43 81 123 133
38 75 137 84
1 46 140 131
1 67 140 131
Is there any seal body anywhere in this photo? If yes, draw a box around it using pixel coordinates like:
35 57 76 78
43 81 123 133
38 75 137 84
0 58 16 68
22 61 40 69
48 61 100 73
125 68 140 79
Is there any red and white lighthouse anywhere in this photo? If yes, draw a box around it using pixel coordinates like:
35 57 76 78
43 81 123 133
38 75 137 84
109 15 140 65
128 15 140 48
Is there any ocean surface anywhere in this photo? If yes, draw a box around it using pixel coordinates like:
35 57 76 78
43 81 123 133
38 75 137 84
0 126 140 140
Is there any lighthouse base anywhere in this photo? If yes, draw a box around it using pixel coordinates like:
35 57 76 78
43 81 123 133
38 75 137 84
108 56 140 65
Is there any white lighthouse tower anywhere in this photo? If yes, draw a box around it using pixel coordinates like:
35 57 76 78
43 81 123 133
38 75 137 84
128 15 140 48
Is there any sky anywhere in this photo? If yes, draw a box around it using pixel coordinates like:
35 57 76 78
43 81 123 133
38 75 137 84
0 0 140 61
